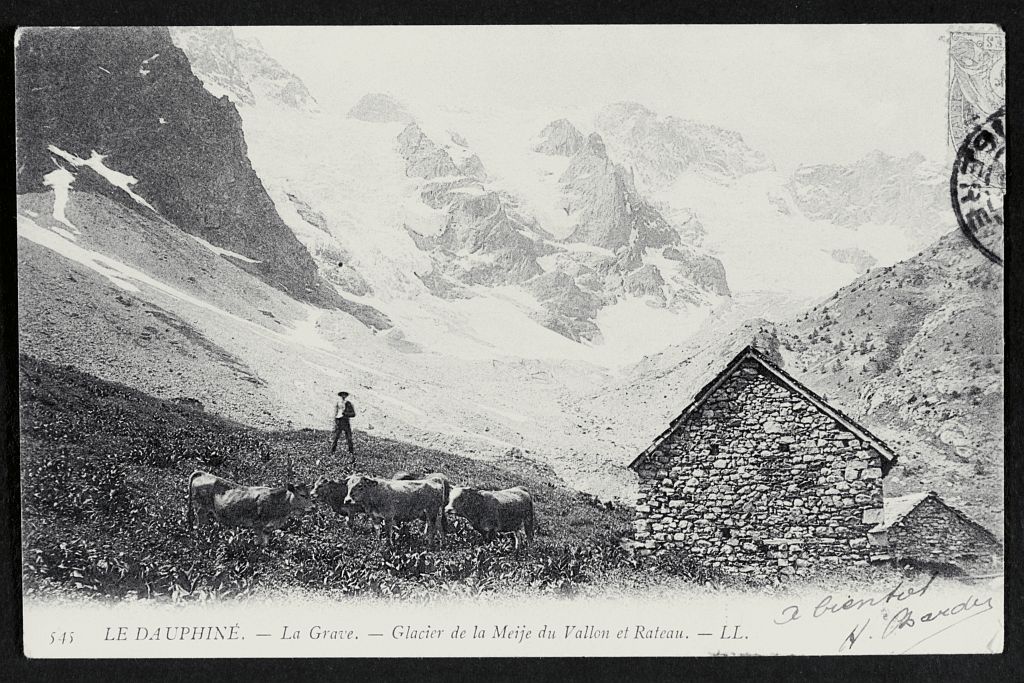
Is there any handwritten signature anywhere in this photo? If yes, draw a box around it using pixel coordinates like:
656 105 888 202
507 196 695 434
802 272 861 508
839 593 993 653
771 574 997 653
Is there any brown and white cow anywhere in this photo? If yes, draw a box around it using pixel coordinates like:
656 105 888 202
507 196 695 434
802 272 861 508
310 476 365 528
392 470 451 534
186 470 314 546
343 474 446 546
446 486 535 550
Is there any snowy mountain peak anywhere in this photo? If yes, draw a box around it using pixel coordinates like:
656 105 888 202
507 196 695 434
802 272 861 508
594 101 774 190
785 151 953 243
534 119 585 156
595 101 653 128
169 27 318 111
348 93 414 124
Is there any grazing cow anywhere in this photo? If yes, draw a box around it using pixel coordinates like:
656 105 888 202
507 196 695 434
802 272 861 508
344 474 446 546
310 476 365 528
392 470 451 534
186 470 313 546
446 486 535 550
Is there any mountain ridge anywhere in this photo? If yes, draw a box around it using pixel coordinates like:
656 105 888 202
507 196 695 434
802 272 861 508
168 26 319 111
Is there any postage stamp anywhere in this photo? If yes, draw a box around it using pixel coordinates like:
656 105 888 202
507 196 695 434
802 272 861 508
947 30 1005 148
14 25 1004 660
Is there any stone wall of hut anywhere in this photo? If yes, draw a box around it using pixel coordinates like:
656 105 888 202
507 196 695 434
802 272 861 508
881 497 1001 573
633 357 886 575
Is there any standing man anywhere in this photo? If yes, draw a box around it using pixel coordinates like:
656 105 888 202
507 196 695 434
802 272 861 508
331 391 356 457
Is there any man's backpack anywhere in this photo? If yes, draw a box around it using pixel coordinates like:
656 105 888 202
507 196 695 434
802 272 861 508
343 401 356 418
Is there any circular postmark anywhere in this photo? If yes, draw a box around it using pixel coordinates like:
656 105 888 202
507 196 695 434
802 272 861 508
951 106 1005 266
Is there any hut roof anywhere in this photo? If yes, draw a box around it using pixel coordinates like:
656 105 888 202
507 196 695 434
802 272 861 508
628 345 897 470
871 491 999 543
870 492 933 532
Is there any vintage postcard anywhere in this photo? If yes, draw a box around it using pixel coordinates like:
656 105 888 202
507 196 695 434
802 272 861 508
16 25 1004 658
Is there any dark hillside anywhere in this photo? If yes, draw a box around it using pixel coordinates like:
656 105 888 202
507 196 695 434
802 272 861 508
20 355 632 601
779 227 1002 533
15 27 341 308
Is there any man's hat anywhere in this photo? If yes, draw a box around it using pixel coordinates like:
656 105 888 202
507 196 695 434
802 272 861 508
338 391 349 397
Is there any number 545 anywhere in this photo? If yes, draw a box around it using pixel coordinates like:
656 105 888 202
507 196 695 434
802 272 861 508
49 631 74 645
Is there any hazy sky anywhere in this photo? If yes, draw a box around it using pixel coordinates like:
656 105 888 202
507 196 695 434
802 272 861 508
241 25 972 172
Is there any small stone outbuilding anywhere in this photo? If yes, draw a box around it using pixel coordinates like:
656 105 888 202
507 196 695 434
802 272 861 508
628 345 898 575
868 491 1002 575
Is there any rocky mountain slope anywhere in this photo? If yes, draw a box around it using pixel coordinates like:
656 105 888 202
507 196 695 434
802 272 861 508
593 101 958 300
166 27 735 353
399 121 550 287
167 29 952 358
396 118 731 343
595 102 952 252
197 42 734 353
581 227 1002 534
560 132 679 251
777 227 1003 534
168 26 318 111
15 26 340 308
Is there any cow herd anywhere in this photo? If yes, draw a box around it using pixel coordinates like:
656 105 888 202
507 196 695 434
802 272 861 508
186 468 537 550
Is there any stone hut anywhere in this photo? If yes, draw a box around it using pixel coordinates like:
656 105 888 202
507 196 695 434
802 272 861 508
868 491 1002 575
628 345 897 575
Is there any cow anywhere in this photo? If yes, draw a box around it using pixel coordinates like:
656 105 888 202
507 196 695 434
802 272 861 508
186 470 313 546
392 470 451 534
343 474 446 546
446 486 535 550
310 476 365 529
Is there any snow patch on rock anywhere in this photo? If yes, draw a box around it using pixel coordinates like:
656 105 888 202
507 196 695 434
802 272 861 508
42 166 80 233
186 233 262 263
48 145 156 212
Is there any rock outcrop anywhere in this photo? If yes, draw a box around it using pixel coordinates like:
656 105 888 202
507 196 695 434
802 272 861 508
529 271 602 320
562 133 679 251
534 118 585 156
399 125 546 287
398 123 461 179
623 264 666 302
458 154 488 183
16 26 342 309
397 116 733 344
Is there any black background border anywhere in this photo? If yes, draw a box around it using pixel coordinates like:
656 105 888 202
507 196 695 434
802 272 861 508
2 1 1021 680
